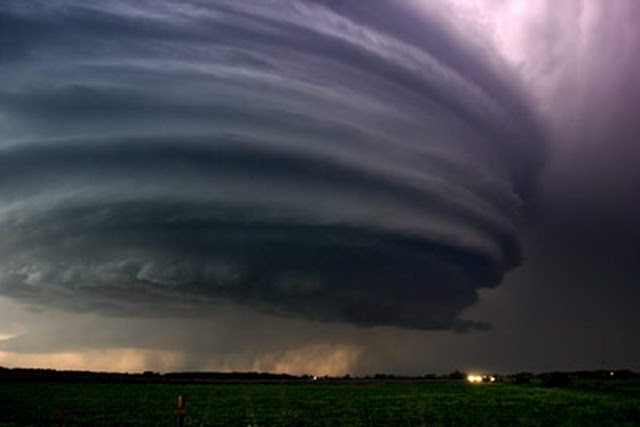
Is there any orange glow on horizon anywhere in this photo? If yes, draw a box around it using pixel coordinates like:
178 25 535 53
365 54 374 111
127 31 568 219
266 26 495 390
250 343 362 377
0 348 185 373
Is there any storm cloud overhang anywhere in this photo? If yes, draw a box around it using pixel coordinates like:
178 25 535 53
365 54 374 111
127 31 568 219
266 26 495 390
0 0 544 330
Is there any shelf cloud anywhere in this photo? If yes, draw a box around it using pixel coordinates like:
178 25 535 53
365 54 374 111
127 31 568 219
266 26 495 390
0 0 544 330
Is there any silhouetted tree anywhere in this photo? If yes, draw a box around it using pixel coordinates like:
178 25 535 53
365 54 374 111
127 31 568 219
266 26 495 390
512 372 534 384
448 370 465 380
539 371 571 387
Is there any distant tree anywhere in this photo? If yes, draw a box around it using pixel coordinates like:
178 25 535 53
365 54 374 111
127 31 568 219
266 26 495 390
614 369 634 379
539 371 571 387
448 370 465 380
512 372 534 384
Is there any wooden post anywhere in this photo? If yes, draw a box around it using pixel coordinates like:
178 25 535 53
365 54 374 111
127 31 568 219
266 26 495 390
174 395 186 427
58 404 67 427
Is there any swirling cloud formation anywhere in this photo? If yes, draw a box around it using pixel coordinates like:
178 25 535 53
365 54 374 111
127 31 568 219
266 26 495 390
0 0 542 330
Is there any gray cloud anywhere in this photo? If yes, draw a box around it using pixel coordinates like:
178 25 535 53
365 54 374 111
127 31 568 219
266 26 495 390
0 0 543 330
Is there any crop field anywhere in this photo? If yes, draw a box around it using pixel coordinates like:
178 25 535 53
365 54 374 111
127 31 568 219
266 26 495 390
0 380 639 426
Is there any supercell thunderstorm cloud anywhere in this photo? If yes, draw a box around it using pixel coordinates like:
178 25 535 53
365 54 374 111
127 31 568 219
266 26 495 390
1 0 545 332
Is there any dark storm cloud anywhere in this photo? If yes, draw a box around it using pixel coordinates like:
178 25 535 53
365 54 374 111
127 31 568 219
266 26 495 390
0 1 543 330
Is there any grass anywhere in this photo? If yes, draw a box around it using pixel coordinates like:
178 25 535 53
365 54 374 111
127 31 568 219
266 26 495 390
0 380 639 426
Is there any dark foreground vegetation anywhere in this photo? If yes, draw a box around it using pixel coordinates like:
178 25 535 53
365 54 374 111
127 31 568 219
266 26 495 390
0 368 638 426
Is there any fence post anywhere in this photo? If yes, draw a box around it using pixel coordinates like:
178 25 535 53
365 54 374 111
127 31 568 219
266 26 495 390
174 395 186 427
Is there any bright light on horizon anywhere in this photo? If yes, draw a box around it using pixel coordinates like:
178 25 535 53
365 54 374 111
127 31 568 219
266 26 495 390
467 374 483 383
467 374 496 383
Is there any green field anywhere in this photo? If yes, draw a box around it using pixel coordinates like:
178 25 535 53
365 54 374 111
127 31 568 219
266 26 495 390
1 380 639 426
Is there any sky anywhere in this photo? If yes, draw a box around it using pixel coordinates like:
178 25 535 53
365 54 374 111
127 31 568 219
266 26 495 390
0 0 639 376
